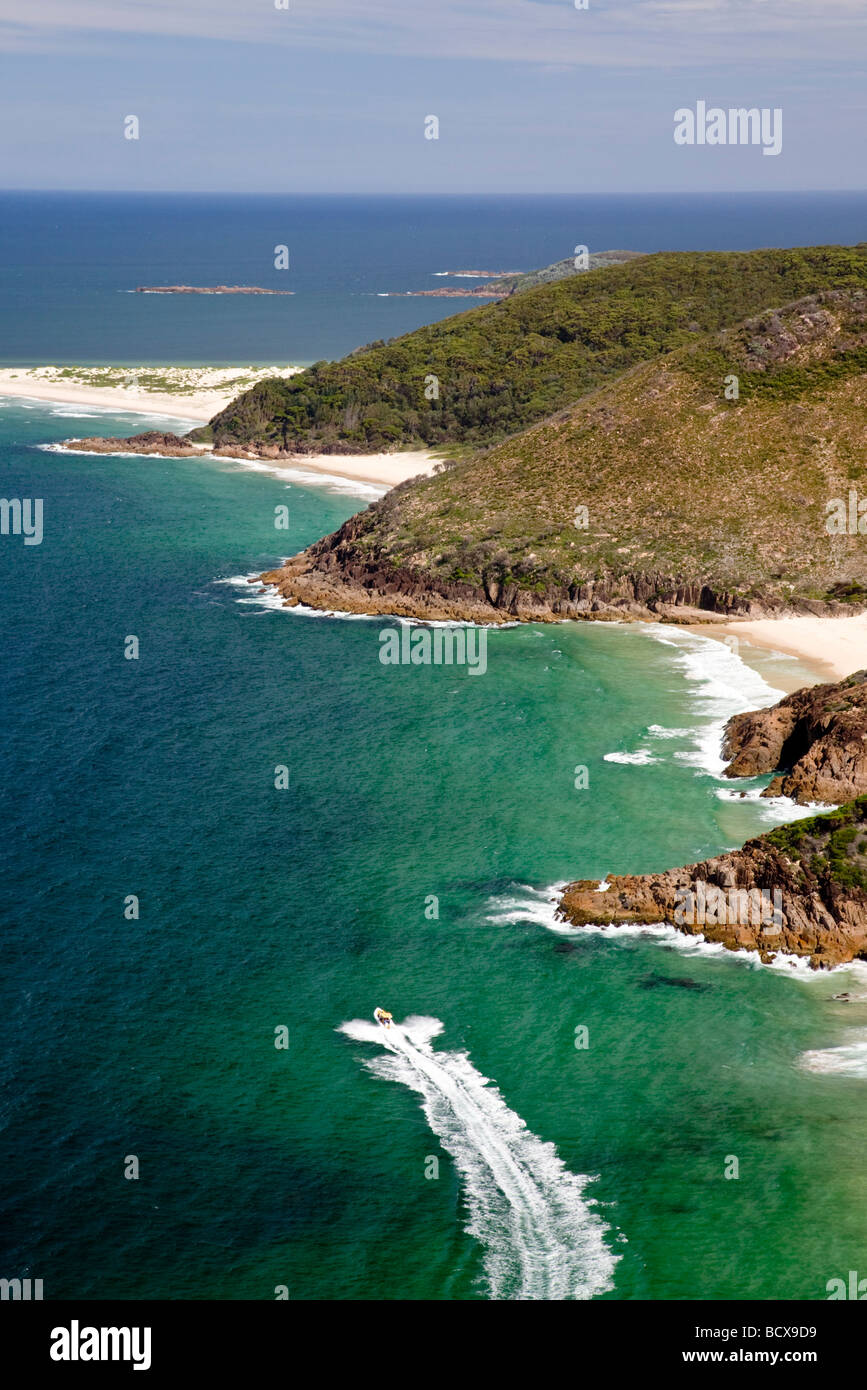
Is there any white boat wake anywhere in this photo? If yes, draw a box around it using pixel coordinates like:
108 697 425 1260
338 1013 619 1300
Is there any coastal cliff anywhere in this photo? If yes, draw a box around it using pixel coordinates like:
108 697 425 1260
722 670 867 804
558 799 867 968
257 525 807 625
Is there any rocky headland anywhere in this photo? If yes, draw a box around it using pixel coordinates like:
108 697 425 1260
377 252 643 300
558 799 867 968
557 675 867 965
382 288 505 299
253 285 867 625
722 670 867 804
63 430 323 464
65 430 202 456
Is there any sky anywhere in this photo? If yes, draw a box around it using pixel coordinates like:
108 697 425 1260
0 0 864 192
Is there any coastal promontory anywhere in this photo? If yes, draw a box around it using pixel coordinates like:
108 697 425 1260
558 799 867 968
191 243 867 455
722 670 867 804
258 284 867 625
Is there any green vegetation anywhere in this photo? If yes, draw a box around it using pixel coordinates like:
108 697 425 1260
765 798 867 891
190 244 867 453
298 284 867 613
681 288 867 401
480 249 645 297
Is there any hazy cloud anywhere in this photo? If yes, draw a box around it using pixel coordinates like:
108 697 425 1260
1 0 865 65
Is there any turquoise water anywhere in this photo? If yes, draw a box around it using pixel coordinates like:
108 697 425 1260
2 398 867 1301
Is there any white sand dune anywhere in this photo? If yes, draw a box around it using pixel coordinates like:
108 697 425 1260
0 364 303 423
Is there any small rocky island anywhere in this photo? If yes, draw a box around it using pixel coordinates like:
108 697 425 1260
559 673 867 967
135 285 293 295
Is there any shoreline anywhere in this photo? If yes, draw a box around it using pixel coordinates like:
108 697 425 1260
56 435 441 490
251 562 867 685
2 368 443 488
16 363 867 671
224 449 442 488
0 364 304 423
256 551 867 677
686 615 867 685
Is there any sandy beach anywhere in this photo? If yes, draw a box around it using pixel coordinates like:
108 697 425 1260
0 364 304 423
0 365 444 487
693 614 867 683
246 450 440 487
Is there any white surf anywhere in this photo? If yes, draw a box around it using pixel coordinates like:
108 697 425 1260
800 1034 867 1076
642 624 787 776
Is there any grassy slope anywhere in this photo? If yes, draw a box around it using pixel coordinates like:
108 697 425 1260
309 287 867 609
191 244 867 454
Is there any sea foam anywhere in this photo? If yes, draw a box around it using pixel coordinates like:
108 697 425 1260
642 624 787 777
800 1034 867 1077
482 881 854 979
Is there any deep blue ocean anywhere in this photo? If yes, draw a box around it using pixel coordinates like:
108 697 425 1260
3 194 867 1301
1 190 867 364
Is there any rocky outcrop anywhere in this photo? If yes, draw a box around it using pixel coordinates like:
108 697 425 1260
722 671 867 804
558 801 867 967
63 432 310 463
135 285 293 295
65 431 201 457
256 555 764 624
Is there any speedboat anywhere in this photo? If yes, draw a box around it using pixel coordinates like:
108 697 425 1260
374 1007 393 1030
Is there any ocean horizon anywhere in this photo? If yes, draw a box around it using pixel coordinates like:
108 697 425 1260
2 190 867 366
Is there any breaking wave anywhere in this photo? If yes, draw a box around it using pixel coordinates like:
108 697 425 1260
482 882 825 976
642 625 787 776
800 1032 867 1076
